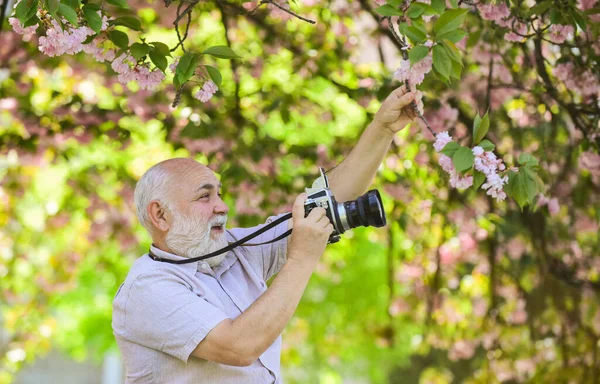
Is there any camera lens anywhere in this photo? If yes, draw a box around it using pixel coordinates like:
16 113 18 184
340 189 386 229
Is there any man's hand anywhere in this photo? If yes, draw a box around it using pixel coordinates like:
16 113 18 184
287 193 333 266
372 85 424 135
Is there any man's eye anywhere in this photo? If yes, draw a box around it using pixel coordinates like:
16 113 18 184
199 194 209 199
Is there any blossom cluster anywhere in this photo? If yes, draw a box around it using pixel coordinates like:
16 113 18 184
472 145 508 201
111 54 165 91
434 132 474 190
194 80 218 103
9 1 165 91
434 132 509 201
478 3 576 45
394 55 433 91
8 17 37 38
553 62 600 99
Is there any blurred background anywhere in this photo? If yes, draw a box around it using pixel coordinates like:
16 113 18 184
1 0 599 382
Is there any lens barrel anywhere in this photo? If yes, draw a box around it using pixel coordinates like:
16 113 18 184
341 189 386 229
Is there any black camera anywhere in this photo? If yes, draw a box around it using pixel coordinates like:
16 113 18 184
304 167 387 243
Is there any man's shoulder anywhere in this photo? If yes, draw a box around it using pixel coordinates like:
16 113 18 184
116 255 194 297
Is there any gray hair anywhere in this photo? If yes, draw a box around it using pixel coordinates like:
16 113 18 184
134 163 173 232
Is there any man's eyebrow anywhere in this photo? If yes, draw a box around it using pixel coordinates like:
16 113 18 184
195 182 222 192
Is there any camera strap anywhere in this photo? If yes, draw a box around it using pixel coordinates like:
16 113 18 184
148 212 293 265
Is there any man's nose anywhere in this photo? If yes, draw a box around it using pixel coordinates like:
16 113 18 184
214 198 229 214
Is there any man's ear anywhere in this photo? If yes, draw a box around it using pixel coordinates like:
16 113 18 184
148 200 171 232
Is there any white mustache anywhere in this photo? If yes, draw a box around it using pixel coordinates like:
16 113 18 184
210 215 228 227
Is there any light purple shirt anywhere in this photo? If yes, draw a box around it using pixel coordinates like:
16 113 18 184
112 215 289 383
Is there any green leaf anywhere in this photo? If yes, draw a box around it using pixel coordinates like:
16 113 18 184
149 51 167 72
452 146 475 173
409 45 430 65
506 170 537 209
431 0 445 14
479 139 495 152
584 7 600 15
570 9 587 30
473 171 486 189
23 15 40 27
150 42 171 57
437 29 468 43
374 4 403 16
130 42 151 60
466 29 481 47
440 141 460 157
82 2 100 10
473 111 489 144
58 2 78 25
82 33 97 44
111 16 142 31
386 0 402 6
434 8 469 37
450 59 462 79
528 0 551 16
407 2 427 18
448 0 458 8
176 52 201 84
108 30 129 49
205 65 222 87
16 0 39 26
203 45 242 59
441 40 462 64
432 44 451 79
404 26 428 43
549 8 562 24
518 153 539 167
45 0 59 17
83 5 102 33
106 0 129 8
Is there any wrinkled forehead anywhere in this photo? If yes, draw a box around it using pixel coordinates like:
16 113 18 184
163 160 221 198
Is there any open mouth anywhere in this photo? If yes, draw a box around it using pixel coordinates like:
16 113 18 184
211 225 224 232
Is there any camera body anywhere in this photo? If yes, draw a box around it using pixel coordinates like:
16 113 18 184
304 167 387 244
304 170 345 243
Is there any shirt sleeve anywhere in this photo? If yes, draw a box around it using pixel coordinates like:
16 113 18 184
227 213 290 282
119 270 230 363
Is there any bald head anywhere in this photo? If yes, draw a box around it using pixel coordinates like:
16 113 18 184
134 158 217 232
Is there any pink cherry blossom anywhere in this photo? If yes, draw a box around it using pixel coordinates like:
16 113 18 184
169 56 180 73
394 55 433 90
448 340 476 361
478 3 511 23
194 80 219 103
38 20 94 57
9 17 37 38
374 0 386 5
433 131 452 152
547 24 574 44
82 39 116 62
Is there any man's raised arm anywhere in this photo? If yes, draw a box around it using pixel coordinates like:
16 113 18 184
326 85 423 202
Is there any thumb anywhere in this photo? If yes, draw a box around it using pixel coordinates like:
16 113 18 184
292 193 308 220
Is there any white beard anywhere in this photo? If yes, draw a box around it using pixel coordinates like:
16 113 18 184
165 210 229 267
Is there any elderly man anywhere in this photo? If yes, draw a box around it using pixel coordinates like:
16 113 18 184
112 85 421 383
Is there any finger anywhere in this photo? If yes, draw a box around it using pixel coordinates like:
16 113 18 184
391 84 408 98
307 207 326 221
317 214 331 227
387 92 414 112
292 193 308 219
325 223 334 234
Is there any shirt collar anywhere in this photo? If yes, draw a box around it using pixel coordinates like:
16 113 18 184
149 239 238 275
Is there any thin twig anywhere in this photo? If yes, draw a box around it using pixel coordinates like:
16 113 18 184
384 16 436 137
255 0 316 24
174 0 199 25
